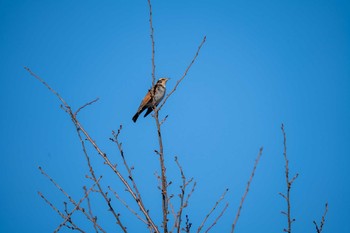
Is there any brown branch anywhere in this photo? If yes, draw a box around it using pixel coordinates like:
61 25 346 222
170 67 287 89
204 203 229 233
83 186 99 233
76 126 127 232
24 67 69 109
74 97 100 116
197 188 229 233
154 108 169 232
55 179 102 233
280 124 298 233
313 202 328 233
109 186 149 226
147 0 156 87
25 67 159 233
158 36 206 111
38 192 85 232
110 126 142 201
231 147 263 233
172 156 196 233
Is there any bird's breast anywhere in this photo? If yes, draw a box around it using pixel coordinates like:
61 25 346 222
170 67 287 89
154 85 166 104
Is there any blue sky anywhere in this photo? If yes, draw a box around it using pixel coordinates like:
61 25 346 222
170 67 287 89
1 0 349 232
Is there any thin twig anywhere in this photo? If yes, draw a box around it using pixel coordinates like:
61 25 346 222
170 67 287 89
38 192 84 232
76 129 127 232
313 203 328 233
24 67 69 108
197 188 229 233
158 36 206 111
109 186 149 226
25 67 159 233
55 179 102 233
172 156 195 233
231 147 263 233
147 0 156 87
280 124 298 233
74 97 100 116
84 186 99 233
204 203 229 233
110 126 142 201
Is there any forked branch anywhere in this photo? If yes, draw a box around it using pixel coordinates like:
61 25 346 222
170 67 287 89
197 188 229 233
313 203 328 233
280 124 298 233
25 67 159 233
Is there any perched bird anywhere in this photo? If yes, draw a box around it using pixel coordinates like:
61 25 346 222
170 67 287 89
132 78 169 122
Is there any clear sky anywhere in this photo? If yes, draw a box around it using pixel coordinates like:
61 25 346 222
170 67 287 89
1 0 349 232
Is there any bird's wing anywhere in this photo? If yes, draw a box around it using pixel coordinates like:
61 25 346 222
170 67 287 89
138 90 152 111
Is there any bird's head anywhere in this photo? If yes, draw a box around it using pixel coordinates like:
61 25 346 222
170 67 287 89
157 77 170 87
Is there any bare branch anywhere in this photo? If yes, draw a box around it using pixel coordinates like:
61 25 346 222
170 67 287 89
204 203 229 233
83 186 99 233
26 68 159 233
110 126 142 201
76 127 127 232
172 156 196 233
55 179 102 233
24 67 69 109
38 192 84 232
280 124 298 233
197 188 229 233
158 36 206 111
109 186 149 226
313 203 328 233
74 97 100 116
231 147 263 233
147 0 156 87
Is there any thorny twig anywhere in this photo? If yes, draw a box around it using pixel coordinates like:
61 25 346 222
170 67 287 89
280 124 298 233
313 203 328 233
231 147 263 233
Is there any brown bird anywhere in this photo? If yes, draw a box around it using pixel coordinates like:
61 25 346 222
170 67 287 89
132 78 169 122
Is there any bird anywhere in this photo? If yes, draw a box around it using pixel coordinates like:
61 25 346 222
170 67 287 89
132 78 169 122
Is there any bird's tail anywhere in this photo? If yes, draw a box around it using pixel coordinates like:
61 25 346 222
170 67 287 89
132 112 140 123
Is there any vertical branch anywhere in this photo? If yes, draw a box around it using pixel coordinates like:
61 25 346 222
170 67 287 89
76 126 127 233
145 2 169 227
172 156 196 233
313 203 328 233
231 147 263 233
147 0 156 87
154 109 170 232
280 124 298 233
